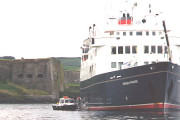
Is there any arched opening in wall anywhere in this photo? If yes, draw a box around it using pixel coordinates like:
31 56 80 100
37 74 43 78
18 74 23 78
27 74 33 78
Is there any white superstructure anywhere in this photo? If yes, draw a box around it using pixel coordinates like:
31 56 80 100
80 0 180 81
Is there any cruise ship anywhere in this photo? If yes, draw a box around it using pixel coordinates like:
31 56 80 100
80 0 180 112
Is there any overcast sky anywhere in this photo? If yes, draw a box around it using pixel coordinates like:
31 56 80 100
0 0 179 59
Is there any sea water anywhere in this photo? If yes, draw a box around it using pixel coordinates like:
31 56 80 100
0 104 180 120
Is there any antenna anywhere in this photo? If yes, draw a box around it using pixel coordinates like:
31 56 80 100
89 26 92 37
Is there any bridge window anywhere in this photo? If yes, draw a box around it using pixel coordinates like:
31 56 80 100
111 46 116 54
158 46 162 54
125 46 130 54
118 46 123 54
111 62 116 68
118 62 123 70
144 46 149 53
136 31 142 36
130 31 133 36
132 46 137 54
123 32 126 36
151 46 156 54
146 31 149 36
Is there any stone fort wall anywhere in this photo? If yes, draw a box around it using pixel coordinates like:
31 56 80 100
0 60 12 81
0 58 64 100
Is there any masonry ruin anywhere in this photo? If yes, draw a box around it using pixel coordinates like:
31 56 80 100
0 58 64 101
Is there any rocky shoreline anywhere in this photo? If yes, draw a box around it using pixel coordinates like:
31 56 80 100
0 95 58 104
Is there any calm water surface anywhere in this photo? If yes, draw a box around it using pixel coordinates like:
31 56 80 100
0 104 180 120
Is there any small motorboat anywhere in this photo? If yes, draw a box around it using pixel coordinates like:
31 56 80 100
52 96 77 111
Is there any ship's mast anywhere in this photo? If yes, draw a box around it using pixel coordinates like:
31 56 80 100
163 20 172 62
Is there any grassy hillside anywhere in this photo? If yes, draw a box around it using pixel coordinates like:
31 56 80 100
52 57 81 98
61 84 80 98
0 81 49 102
54 57 81 71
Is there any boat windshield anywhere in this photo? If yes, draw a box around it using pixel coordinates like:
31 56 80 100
59 98 74 103
70 99 74 103
60 99 64 103
65 99 69 103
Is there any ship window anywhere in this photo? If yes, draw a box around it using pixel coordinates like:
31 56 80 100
116 32 120 35
123 32 126 36
116 37 120 40
95 49 97 56
89 66 91 73
158 46 162 54
151 46 156 54
125 46 130 54
152 31 156 36
132 46 137 54
118 46 123 54
92 38 95 44
111 46 116 54
136 31 142 36
85 48 89 53
123 13 126 17
110 32 114 35
144 62 149 65
111 62 116 68
159 31 162 35
146 31 149 36
18 74 23 78
144 46 149 53
83 55 88 61
127 13 130 17
89 65 93 73
118 62 123 70
130 31 133 36
165 46 168 54
134 62 138 67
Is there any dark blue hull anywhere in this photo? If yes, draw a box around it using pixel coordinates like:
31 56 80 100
52 104 77 111
80 62 180 112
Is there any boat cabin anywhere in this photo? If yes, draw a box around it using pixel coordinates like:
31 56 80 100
58 97 75 105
